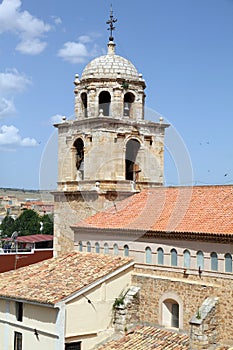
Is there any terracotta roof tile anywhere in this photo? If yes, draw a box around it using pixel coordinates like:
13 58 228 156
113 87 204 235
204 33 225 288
95 326 190 349
74 185 233 235
0 252 133 305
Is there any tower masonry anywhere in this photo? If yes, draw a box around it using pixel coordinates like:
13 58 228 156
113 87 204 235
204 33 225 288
53 15 169 256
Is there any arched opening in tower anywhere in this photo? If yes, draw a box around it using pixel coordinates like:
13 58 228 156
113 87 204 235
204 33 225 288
124 92 135 117
125 139 140 181
74 138 84 180
81 92 87 118
99 91 111 116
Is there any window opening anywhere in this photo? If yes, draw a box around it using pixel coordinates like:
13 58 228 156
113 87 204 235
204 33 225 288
210 252 218 271
157 247 164 265
74 138 84 180
78 241 82 252
162 299 179 329
104 243 109 255
124 245 129 257
65 342 81 350
14 332 22 350
81 92 87 118
99 91 111 116
16 302 23 322
123 92 135 117
95 242 100 254
171 249 177 266
197 251 204 270
183 250 190 269
113 243 119 255
125 139 140 181
145 247 152 264
86 241 91 253
225 253 232 273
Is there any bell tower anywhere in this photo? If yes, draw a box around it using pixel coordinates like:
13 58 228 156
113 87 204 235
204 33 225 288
53 9 169 256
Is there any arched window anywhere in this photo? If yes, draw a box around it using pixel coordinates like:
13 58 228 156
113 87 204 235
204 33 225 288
95 242 100 254
124 245 129 257
197 251 204 270
210 252 218 271
225 253 232 273
183 250 190 268
113 243 119 255
162 299 179 328
104 243 109 255
125 139 140 181
81 92 87 117
86 241 91 253
171 249 177 267
99 91 111 116
74 138 84 180
78 241 82 252
123 92 135 117
157 247 164 265
145 247 152 264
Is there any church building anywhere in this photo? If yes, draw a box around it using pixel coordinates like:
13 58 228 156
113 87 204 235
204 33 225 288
52 10 233 349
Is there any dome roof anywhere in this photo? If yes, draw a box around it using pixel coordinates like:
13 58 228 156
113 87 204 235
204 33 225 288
81 43 141 81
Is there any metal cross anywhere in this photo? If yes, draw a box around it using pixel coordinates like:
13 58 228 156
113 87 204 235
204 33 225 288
106 5 117 41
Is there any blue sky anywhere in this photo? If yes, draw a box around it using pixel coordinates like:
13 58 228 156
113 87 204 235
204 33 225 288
0 0 232 190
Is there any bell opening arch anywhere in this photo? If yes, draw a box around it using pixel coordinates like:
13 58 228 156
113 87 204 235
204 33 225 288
125 138 141 181
74 138 84 180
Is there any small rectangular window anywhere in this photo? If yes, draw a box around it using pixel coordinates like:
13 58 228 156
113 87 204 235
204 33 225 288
65 341 81 350
16 302 23 322
14 332 22 350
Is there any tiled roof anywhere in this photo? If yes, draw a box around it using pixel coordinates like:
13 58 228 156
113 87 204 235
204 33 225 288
16 234 53 243
0 252 133 305
74 185 233 235
95 325 190 349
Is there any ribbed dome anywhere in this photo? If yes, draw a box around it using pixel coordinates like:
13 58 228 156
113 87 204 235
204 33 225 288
81 43 140 81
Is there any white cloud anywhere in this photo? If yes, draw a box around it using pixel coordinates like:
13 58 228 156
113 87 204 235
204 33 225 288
79 35 91 44
0 98 16 117
0 0 51 55
51 16 62 25
57 34 103 64
58 41 89 64
50 114 66 124
0 125 38 147
0 69 31 118
16 38 47 55
0 68 31 95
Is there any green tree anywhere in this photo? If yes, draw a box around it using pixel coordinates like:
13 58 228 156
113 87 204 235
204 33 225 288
40 214 54 235
14 209 40 236
0 215 16 237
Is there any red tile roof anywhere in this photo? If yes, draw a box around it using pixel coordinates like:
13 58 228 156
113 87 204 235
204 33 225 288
74 185 233 236
96 325 190 349
16 234 53 243
0 252 133 305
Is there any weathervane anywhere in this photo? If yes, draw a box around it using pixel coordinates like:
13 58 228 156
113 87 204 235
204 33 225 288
106 5 117 41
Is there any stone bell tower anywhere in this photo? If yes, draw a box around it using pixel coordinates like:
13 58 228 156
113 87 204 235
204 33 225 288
53 10 169 256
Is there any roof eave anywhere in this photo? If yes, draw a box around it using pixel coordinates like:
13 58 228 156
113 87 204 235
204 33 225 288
54 260 135 307
72 226 233 243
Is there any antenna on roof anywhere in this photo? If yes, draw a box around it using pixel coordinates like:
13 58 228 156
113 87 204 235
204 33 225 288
106 4 117 41
11 231 18 241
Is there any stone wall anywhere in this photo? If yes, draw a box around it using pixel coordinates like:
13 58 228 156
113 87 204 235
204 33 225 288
189 297 219 349
53 191 133 256
132 268 233 346
113 286 140 332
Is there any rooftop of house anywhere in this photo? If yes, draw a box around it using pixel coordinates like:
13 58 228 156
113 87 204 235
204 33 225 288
73 185 233 236
95 325 190 350
95 325 231 350
0 252 133 305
